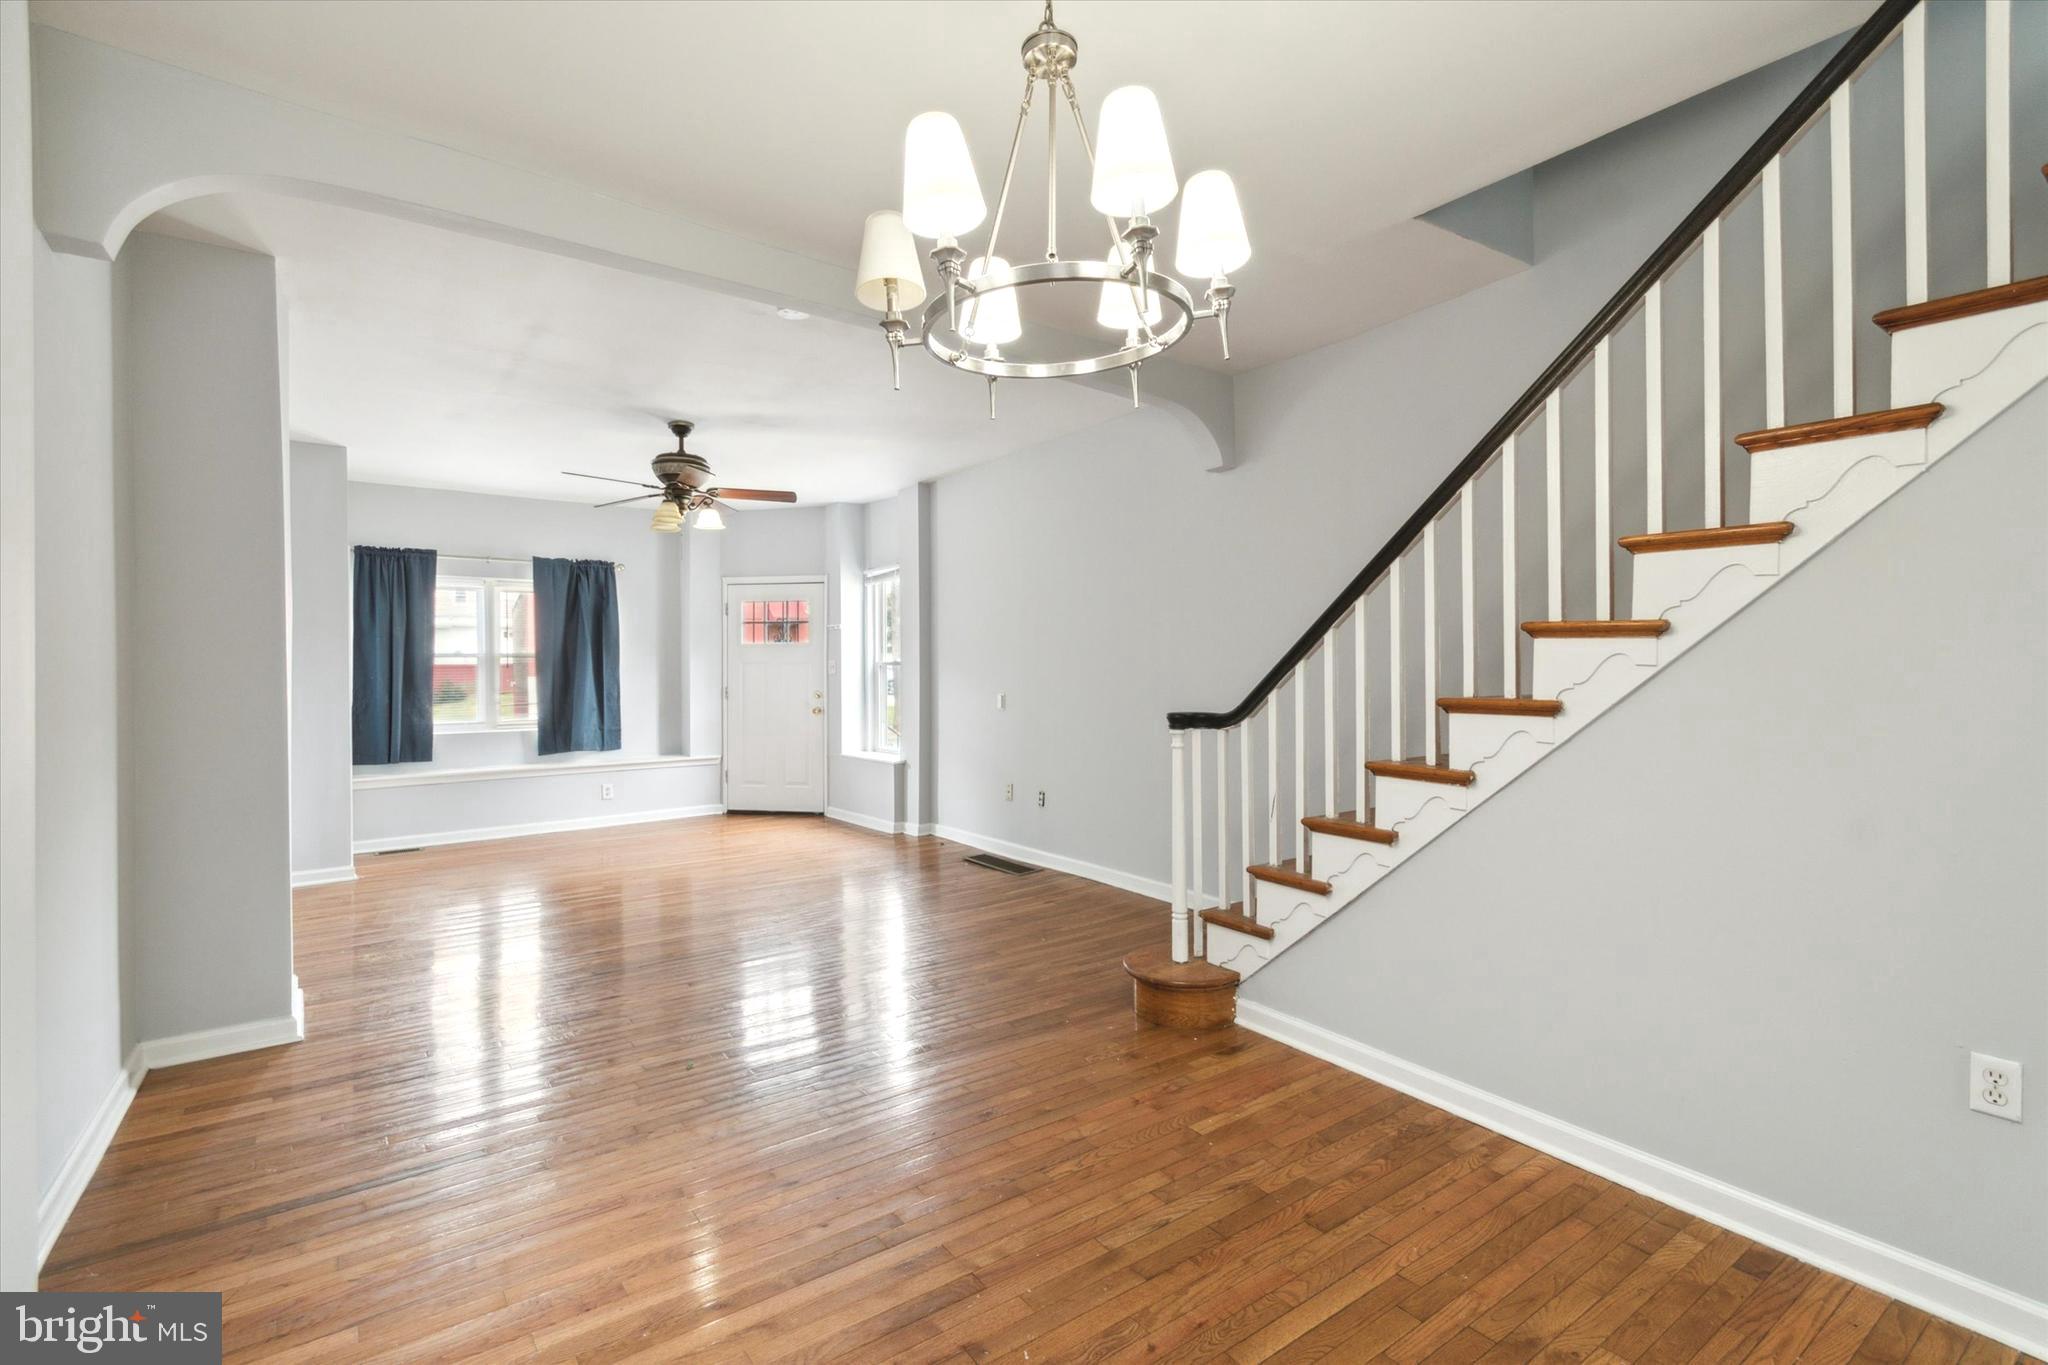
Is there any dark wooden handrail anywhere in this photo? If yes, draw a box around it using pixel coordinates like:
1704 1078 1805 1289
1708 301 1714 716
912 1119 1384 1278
1166 0 1918 731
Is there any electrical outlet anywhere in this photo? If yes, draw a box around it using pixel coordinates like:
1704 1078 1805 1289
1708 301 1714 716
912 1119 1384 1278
1969 1053 2022 1121
1036 790 1046 808
601 783 615 801
1004 783 1014 802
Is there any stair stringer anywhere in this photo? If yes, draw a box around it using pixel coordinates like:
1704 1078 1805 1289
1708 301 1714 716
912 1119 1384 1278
1204 305 2048 984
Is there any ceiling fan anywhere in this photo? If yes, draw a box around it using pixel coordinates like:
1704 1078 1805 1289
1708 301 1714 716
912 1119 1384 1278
563 419 797 532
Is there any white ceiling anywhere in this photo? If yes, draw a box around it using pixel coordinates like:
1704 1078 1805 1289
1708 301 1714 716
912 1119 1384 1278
143 192 1134 505
36 0 1876 372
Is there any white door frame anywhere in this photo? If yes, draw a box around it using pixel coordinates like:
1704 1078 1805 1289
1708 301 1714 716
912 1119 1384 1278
720 575 829 813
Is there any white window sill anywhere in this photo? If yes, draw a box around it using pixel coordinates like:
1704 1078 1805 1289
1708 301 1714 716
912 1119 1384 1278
845 750 906 765
355 753 719 789
433 724 540 735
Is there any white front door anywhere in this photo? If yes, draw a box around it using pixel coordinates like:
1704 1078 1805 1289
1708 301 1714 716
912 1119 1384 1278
723 579 828 813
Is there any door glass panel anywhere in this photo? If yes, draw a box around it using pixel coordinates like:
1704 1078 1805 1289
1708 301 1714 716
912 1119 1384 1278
741 599 812 644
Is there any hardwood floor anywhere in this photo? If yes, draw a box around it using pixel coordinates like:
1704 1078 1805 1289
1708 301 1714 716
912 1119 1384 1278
42 815 2033 1363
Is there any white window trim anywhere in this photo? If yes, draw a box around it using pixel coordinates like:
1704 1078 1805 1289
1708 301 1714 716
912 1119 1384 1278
434 573 539 733
864 566 902 756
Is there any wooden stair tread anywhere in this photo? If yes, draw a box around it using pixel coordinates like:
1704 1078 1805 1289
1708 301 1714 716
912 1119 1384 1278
1122 945 1238 991
1200 907 1273 940
1248 862 1333 895
1733 403 1943 453
1365 758 1476 787
1436 696 1563 717
1872 275 2048 332
1521 619 1669 639
1301 813 1398 844
1618 522 1793 554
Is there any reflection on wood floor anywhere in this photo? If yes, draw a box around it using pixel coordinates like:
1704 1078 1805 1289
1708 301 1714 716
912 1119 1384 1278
42 814 2033 1363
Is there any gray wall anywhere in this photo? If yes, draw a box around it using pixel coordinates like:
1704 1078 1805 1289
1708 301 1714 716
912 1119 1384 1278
1 0 40 1286
288 442 351 876
116 231 295 1041
32 239 121 1198
1248 384 2048 1302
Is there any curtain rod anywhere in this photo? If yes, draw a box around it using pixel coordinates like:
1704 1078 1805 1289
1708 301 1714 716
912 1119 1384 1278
437 551 626 572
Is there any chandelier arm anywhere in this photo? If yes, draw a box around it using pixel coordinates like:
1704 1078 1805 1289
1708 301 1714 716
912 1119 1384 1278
983 76 1037 272
1045 79 1059 261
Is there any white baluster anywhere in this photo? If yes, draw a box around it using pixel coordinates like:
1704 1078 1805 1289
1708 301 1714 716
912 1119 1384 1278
1292 662 1306 865
1353 600 1368 817
1830 86 1855 418
1389 556 1405 760
1903 4 1929 304
1238 721 1252 910
1423 519 1439 763
1190 726 1204 924
1764 156 1786 429
1703 219 1723 527
1265 698 1278 867
1321 632 1336 819
1170 730 1188 962
1460 481 1476 696
1594 338 1612 619
1214 728 1227 917
1645 282 1664 534
1500 436 1517 695
1987 0 2012 288
1545 392 1563 621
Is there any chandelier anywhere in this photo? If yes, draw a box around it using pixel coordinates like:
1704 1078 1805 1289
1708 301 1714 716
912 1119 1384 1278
854 2 1250 413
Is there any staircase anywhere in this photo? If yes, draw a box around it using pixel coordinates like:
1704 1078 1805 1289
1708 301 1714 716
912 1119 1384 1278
1126 0 2048 1028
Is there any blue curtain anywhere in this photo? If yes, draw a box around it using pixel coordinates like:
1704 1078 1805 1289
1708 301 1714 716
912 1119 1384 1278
534 556 622 755
351 546 438 764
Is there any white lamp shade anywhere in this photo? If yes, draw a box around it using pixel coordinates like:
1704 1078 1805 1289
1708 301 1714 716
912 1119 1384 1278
959 256 1021 347
651 500 684 532
693 503 726 532
1175 169 1250 278
1097 243 1164 332
1089 86 1177 218
903 112 986 239
856 210 927 312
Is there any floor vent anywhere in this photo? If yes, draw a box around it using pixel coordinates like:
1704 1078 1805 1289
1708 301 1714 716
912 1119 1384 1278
964 852 1039 876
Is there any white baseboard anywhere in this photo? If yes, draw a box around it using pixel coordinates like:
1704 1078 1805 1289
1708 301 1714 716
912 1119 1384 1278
1237 1000 2048 1357
825 805 905 835
36 1048 145 1269
139 978 306 1071
930 823 1168 903
353 803 725 854
291 863 357 888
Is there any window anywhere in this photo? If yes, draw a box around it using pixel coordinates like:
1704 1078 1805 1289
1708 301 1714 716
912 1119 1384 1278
864 569 901 754
740 598 811 645
434 575 538 729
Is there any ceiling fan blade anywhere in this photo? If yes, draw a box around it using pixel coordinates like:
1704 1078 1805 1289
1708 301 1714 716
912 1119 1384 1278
711 487 798 502
594 492 663 508
564 470 664 490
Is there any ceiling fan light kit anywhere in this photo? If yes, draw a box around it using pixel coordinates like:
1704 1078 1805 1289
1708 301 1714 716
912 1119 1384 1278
854 1 1250 414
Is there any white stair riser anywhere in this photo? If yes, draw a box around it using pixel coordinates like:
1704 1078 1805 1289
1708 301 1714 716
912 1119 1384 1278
1531 634 1659 701
1203 921 1271 977
1309 831 1397 885
1925 315 2047 462
1446 711 1556 773
1891 300 2048 424
1630 542 1781 622
1647 558 1777 664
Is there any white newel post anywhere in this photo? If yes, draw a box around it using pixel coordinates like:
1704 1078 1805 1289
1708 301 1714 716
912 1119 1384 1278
1169 729 1189 963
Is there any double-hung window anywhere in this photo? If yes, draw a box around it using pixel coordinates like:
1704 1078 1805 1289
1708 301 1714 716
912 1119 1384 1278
433 576 538 729
864 568 901 754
